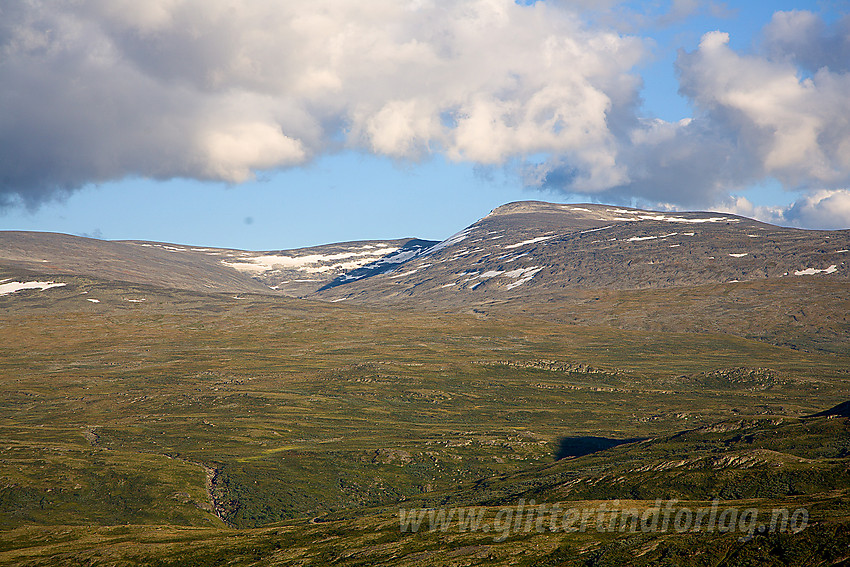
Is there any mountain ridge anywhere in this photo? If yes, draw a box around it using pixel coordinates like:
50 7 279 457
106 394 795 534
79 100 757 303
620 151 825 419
2 202 848 305
311 201 849 306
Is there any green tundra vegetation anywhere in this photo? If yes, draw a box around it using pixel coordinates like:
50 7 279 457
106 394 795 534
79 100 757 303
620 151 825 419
0 272 848 565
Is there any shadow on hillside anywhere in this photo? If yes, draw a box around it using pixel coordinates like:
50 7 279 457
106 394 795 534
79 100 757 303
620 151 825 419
555 436 644 460
806 400 850 418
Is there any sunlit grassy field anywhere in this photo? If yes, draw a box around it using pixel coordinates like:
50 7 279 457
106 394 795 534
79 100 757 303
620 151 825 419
0 273 848 565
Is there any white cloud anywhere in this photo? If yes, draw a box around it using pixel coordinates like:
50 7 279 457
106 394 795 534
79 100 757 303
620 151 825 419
200 122 306 182
783 190 850 229
763 10 850 73
713 196 785 225
551 13 850 226
715 190 850 230
0 0 645 205
2 3 850 230
358 99 441 159
676 29 850 189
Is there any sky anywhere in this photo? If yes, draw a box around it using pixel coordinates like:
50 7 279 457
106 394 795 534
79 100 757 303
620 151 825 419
2 0 850 250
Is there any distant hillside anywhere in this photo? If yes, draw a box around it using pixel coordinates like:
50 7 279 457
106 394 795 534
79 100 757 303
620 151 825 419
2 202 848 347
3 202 847 301
311 201 850 306
120 237 436 297
0 231 270 294
0 231 434 296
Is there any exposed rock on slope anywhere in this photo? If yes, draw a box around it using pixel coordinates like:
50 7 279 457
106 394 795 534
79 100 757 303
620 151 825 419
312 201 849 306
2 201 847 304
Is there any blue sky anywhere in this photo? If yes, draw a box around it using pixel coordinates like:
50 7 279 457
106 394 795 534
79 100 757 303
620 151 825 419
2 0 849 250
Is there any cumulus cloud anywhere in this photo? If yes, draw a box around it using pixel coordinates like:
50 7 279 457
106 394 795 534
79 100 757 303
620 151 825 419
0 0 644 206
763 10 850 74
558 11 850 226
718 190 850 230
2 2 850 229
676 29 850 189
783 190 850 229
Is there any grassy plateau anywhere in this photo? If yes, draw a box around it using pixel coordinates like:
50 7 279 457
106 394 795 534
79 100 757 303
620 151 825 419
0 270 848 565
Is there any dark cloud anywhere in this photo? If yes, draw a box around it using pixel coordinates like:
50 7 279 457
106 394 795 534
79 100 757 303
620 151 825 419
0 1 643 207
763 11 850 74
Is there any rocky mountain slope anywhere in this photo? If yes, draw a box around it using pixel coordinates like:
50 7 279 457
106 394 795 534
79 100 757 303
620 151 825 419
2 201 847 305
0 231 434 296
312 201 850 306
0 231 270 294
122 237 436 297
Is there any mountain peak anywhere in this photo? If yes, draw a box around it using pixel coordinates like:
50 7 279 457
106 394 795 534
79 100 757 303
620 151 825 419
313 200 848 305
2 201 847 307
486 201 589 216
486 201 748 224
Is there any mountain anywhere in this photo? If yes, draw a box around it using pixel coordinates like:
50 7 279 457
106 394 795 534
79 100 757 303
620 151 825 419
0 231 269 294
131 237 437 297
311 201 850 306
2 201 847 309
3 203 850 565
0 231 435 296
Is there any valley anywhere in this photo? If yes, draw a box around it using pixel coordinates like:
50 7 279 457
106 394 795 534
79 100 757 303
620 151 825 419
0 202 848 565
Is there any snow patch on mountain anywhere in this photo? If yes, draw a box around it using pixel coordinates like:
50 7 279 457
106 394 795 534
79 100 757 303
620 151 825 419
388 269 421 279
138 243 188 252
479 270 505 278
504 235 555 249
0 280 66 296
505 267 544 290
602 210 739 224
424 227 475 256
794 265 838 276
581 225 613 234
503 266 542 279
222 247 400 274
639 214 738 223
